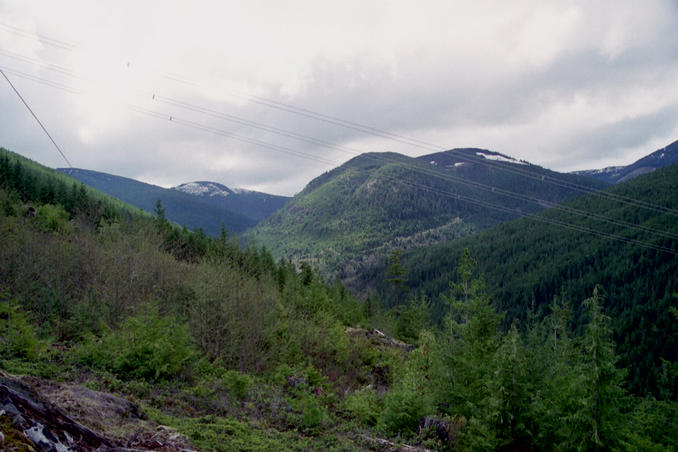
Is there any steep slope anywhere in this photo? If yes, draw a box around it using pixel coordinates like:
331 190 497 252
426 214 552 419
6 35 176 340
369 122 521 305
246 148 607 278
0 148 148 220
57 168 256 235
365 162 678 396
172 181 290 222
574 139 678 183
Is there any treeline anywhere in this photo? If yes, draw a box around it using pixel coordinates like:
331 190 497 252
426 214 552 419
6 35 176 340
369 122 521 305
0 149 126 225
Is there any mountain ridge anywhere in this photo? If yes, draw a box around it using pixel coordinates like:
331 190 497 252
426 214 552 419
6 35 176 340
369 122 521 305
573 139 678 183
57 168 257 235
246 147 608 279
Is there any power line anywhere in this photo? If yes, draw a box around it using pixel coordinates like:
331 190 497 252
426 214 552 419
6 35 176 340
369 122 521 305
133 105 678 256
0 48 80 78
3 41 676 217
0 22 76 51
4 61 678 247
129 105 337 167
0 68 72 167
0 65 79 94
3 63 676 248
152 94 678 239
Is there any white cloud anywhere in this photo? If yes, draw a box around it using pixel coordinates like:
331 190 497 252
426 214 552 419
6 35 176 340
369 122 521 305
0 0 676 195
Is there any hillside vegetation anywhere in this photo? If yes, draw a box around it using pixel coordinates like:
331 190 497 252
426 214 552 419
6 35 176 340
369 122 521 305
58 168 259 235
1 146 676 450
364 162 678 398
247 148 606 284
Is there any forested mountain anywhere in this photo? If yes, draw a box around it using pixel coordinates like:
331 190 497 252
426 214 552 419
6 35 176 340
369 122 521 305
363 162 678 397
246 148 607 280
57 168 259 235
172 180 290 222
574 139 678 183
2 145 677 450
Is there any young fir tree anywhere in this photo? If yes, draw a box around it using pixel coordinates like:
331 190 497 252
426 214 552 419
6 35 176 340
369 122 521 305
565 286 627 451
444 251 503 450
384 249 407 306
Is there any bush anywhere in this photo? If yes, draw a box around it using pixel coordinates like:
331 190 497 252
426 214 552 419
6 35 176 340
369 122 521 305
344 386 380 426
379 384 428 436
78 302 194 381
0 299 40 360
223 370 252 400
288 393 328 434
34 204 73 234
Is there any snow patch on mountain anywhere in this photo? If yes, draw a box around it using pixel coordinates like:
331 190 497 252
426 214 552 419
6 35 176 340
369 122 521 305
475 151 527 165
173 182 233 197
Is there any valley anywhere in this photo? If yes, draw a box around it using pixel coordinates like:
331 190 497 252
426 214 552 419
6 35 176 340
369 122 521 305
2 142 677 450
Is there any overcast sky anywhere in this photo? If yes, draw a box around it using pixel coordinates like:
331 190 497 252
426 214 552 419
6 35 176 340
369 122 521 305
1 0 677 196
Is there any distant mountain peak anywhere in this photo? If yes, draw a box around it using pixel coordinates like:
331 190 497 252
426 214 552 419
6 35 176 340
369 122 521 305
573 139 678 184
173 181 234 198
418 148 533 168
473 150 529 166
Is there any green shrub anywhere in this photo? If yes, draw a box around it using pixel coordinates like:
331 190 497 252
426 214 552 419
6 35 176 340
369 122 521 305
34 204 73 234
378 384 427 436
78 302 194 381
269 363 295 386
0 301 40 360
288 393 328 434
223 370 252 400
344 386 380 426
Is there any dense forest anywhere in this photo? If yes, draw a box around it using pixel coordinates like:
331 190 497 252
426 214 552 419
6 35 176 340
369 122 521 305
1 147 677 450
246 149 606 282
363 163 678 400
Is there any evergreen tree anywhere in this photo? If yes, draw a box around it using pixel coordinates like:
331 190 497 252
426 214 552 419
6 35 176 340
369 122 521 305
564 286 627 451
384 249 407 305
154 199 170 235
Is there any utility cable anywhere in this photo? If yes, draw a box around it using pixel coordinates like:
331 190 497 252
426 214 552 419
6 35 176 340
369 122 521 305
3 63 677 245
152 94 678 239
133 105 678 256
0 68 72 167
3 42 676 216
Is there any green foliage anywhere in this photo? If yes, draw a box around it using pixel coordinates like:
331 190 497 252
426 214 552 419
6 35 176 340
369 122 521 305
34 203 74 234
288 392 328 434
2 145 676 450
223 369 253 400
621 398 678 450
344 386 380 426
379 331 438 436
147 409 316 452
247 149 603 282
77 303 194 381
0 298 40 360
373 163 678 397
384 249 407 305
394 294 431 344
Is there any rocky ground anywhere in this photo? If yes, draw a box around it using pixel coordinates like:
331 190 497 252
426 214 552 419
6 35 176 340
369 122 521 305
0 370 196 451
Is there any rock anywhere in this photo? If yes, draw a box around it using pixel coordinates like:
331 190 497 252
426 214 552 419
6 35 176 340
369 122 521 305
0 371 197 451
345 327 415 351
285 375 307 390
418 415 465 447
